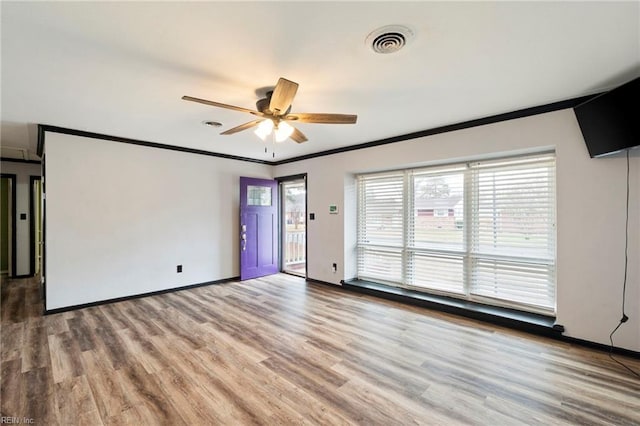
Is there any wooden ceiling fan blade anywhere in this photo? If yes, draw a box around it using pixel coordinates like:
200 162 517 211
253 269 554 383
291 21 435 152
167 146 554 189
269 78 299 115
290 127 308 143
285 113 357 124
220 119 264 135
182 95 264 116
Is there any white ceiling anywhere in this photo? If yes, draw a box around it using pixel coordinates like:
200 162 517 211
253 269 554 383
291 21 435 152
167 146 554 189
2 1 639 162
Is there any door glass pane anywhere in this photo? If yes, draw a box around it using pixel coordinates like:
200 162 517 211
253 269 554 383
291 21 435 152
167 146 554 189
247 185 272 206
283 181 306 276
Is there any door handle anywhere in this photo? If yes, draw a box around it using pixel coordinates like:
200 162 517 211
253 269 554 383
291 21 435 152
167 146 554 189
241 232 247 251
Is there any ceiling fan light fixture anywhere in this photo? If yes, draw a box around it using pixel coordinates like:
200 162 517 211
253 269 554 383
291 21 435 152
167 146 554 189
274 121 294 143
183 76 357 145
254 119 274 140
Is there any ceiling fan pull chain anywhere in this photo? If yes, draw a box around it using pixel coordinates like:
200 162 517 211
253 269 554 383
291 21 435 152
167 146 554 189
272 136 276 158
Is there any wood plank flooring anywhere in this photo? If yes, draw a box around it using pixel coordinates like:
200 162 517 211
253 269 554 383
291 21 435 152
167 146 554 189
1 274 639 425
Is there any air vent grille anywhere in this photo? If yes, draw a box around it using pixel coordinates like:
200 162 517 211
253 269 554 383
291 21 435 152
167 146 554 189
366 25 415 54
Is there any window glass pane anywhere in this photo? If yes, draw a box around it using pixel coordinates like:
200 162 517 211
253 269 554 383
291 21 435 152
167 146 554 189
411 172 464 250
247 185 272 206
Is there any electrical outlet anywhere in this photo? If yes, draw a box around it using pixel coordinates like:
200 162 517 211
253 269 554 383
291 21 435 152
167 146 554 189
332 263 337 273
177 265 182 273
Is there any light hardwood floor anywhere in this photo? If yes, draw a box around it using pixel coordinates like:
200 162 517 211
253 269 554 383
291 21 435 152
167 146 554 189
1 274 639 425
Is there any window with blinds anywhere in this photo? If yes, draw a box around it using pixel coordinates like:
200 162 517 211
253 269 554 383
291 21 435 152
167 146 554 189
357 172 405 284
357 152 556 314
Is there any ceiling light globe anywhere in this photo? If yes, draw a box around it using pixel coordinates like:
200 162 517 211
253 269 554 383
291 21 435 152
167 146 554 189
254 119 274 140
275 121 294 143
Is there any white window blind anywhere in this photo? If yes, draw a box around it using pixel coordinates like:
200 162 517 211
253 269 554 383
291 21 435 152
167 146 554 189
357 172 405 284
357 172 405 247
469 155 556 310
406 166 466 295
409 252 465 294
357 153 556 314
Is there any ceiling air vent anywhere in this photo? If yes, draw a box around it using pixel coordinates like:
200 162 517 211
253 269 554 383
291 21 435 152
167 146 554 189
202 120 222 127
366 25 415 54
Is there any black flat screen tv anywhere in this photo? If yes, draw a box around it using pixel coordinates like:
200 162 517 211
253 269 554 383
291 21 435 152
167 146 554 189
574 77 639 158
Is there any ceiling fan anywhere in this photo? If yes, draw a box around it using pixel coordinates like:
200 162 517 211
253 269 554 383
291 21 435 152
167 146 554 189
182 77 357 144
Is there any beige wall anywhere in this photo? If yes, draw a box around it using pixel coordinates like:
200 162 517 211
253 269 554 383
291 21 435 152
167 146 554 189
44 132 272 310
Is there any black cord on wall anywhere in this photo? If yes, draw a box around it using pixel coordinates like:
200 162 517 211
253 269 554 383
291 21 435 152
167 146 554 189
608 149 639 378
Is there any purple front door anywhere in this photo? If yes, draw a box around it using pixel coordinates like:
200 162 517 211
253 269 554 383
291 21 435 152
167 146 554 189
240 177 279 280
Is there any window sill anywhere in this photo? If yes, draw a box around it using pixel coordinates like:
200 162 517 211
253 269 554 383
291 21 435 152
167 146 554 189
341 279 562 337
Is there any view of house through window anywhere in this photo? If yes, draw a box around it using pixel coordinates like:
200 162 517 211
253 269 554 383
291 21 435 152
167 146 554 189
357 152 556 315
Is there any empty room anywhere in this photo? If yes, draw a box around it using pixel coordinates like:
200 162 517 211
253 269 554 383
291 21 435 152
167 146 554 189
1 1 639 424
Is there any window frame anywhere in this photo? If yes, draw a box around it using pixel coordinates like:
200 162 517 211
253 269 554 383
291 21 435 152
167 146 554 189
357 152 557 315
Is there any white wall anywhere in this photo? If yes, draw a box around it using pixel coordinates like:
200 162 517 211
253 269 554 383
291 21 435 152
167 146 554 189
274 109 640 351
44 132 271 310
0 160 41 276
42 111 640 351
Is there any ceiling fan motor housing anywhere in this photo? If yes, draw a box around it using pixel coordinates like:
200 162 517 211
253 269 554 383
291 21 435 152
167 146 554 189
256 92 291 116
256 97 270 114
